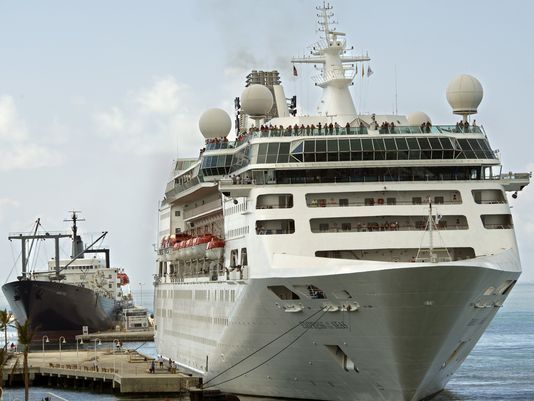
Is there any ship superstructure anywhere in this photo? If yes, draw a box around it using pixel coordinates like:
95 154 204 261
153 4 530 401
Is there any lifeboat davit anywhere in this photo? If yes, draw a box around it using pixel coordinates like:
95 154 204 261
206 238 225 260
190 235 213 259
117 272 130 286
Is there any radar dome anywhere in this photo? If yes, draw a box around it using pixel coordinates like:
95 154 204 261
446 74 483 115
407 112 432 126
198 108 231 139
241 84 273 117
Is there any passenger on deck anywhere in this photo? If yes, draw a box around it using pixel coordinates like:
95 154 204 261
345 122 351 134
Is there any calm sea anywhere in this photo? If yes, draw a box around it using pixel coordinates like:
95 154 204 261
1 285 533 401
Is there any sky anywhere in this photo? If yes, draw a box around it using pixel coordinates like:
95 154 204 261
0 0 533 291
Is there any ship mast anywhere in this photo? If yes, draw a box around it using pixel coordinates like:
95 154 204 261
64 210 85 259
291 2 370 116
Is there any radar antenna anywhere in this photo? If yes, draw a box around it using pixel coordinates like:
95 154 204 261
291 1 370 116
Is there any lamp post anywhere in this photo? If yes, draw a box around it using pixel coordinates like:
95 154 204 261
112 339 120 372
139 282 144 307
93 338 101 370
41 335 49 364
76 337 84 365
58 336 66 363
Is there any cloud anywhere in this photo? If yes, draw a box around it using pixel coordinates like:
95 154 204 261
0 95 62 171
94 76 203 156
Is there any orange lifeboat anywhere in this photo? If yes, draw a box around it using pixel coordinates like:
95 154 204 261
190 234 214 259
206 237 225 260
117 272 130 286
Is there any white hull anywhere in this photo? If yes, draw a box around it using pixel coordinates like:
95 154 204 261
154 251 519 401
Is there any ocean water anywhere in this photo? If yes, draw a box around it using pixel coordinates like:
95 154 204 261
1 285 533 401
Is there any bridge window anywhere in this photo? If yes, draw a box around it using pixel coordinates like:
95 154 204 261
256 219 295 235
481 214 513 229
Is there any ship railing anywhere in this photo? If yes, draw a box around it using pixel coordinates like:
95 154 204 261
308 199 463 207
201 126 485 153
313 223 469 233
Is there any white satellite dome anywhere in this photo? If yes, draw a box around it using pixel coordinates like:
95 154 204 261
241 84 273 117
446 74 483 115
407 111 432 126
198 108 231 139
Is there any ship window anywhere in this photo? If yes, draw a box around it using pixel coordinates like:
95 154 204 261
350 139 362 151
412 197 422 205
267 285 300 300
327 140 338 152
387 197 396 205
277 143 290 163
316 140 326 152
319 223 329 232
256 194 293 209
240 248 248 266
339 139 350 152
293 284 327 299
339 198 349 207
472 189 506 204
341 223 351 231
481 214 513 229
256 219 295 235
435 196 444 204
304 141 315 152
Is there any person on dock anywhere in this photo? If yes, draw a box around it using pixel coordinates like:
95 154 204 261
150 360 156 374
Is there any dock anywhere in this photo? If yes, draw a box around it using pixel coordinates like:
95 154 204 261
1 347 200 395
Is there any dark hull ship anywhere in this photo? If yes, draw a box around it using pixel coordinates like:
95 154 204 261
2 212 129 342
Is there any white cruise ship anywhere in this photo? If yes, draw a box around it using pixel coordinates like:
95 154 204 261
153 4 531 401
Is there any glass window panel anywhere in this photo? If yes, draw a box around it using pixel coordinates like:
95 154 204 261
443 150 454 159
431 151 443 159
279 142 290 155
350 139 362 151
409 150 421 160
266 153 277 163
304 153 315 162
339 152 350 161
407 138 420 150
304 141 315 152
257 153 267 163
429 138 442 149
327 153 339 161
327 140 338 152
384 139 396 150
421 150 432 159
458 139 471 151
362 139 373 151
316 140 326 152
351 152 362 161
478 139 491 151
362 152 374 160
395 137 409 150
418 138 431 150
268 143 279 154
292 142 304 154
339 139 350 151
258 143 268 155
386 151 397 160
277 153 289 163
316 152 326 162
469 139 482 150
439 138 454 150
373 139 385 150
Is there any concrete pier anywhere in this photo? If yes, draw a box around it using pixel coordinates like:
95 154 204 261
1 348 200 395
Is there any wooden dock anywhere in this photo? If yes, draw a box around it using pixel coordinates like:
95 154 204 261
1 347 200 395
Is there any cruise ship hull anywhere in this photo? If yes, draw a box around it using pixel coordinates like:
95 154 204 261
155 252 519 401
2 280 119 342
